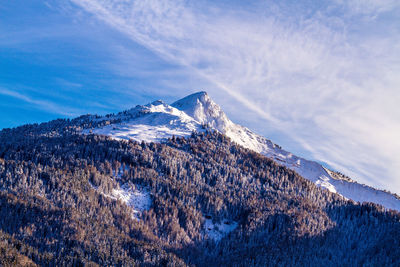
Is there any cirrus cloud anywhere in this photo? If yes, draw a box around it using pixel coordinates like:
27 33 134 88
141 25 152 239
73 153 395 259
68 0 400 193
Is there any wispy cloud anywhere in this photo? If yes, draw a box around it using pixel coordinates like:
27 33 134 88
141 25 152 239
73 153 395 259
0 87 82 117
334 0 400 16
69 0 400 193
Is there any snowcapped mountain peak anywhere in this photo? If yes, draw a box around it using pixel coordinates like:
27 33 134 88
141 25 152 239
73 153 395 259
172 91 208 107
171 91 215 121
84 92 400 212
172 91 231 131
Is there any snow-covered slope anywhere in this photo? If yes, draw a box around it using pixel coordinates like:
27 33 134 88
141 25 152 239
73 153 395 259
85 100 203 143
84 92 400 212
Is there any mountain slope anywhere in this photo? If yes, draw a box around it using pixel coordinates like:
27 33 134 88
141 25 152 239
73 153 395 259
85 92 400 211
85 100 202 143
0 124 399 266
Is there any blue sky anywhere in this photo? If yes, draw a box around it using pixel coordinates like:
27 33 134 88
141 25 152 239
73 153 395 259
1 0 400 194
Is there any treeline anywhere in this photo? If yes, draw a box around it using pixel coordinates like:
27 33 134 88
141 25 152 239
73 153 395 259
0 121 398 266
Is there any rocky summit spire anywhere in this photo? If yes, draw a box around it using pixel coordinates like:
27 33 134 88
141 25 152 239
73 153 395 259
171 91 231 130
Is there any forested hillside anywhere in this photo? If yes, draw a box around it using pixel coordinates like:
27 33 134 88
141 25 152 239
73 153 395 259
0 120 399 266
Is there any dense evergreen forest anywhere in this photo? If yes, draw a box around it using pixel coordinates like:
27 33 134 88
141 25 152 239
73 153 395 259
0 118 399 266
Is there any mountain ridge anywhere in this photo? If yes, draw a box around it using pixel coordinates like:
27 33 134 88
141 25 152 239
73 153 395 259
0 101 399 265
83 91 400 212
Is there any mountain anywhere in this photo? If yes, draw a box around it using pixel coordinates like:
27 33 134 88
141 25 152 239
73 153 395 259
84 91 400 212
0 101 399 266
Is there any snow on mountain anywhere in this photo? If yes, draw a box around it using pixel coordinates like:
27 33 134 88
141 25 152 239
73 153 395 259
171 91 231 131
111 184 151 220
203 217 238 241
84 92 400 212
84 100 203 143
90 181 151 220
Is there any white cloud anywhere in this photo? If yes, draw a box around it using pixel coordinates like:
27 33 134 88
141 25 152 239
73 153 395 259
333 0 400 16
69 0 400 193
0 87 82 117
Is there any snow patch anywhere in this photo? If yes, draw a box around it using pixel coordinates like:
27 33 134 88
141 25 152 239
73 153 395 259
111 184 151 219
89 181 151 219
204 217 238 241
